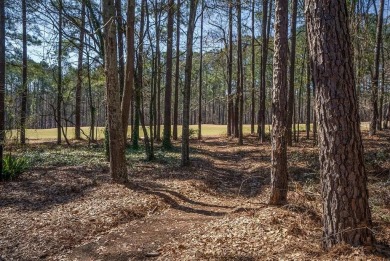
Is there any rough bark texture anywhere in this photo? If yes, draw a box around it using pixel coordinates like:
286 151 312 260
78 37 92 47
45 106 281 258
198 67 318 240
121 0 135 140
21 0 27 144
162 0 175 149
237 0 243 145
0 0 4 176
173 0 180 141
75 0 86 140
102 0 128 183
369 0 384 136
305 0 374 248
250 0 255 135
181 0 198 166
269 0 289 205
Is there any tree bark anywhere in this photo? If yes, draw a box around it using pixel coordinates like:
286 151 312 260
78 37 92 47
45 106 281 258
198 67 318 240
57 0 63 145
237 0 243 145
286 0 298 146
269 0 289 205
306 0 374 248
369 0 384 136
227 1 233 137
181 0 198 166
21 0 27 144
121 0 135 140
0 0 4 177
173 0 180 141
75 0 86 140
162 0 175 149
115 0 125 100
198 0 204 140
102 0 128 183
250 0 255 135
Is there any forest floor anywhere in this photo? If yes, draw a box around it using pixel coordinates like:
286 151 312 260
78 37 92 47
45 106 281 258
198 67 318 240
1 130 390 260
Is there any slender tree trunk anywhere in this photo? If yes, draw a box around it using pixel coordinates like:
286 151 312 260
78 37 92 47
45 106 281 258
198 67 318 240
379 42 385 130
306 57 311 139
121 0 135 140
237 0 243 145
57 0 63 145
133 0 146 149
286 0 298 146
250 0 255 135
259 0 269 142
155 1 162 141
173 0 180 140
369 0 384 136
198 0 204 140
75 0 86 140
269 0 289 205
102 0 128 183
227 1 233 137
162 0 175 149
306 0 374 248
0 0 4 177
21 0 27 144
87 45 95 141
181 0 198 166
116 0 125 99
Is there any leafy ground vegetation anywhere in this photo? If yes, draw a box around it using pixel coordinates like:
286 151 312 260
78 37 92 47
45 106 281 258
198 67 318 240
0 129 389 260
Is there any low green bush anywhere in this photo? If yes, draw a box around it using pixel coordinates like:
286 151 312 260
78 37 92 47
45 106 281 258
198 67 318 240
1 154 29 181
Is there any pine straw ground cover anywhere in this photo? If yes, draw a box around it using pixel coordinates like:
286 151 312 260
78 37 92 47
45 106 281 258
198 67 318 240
0 131 389 260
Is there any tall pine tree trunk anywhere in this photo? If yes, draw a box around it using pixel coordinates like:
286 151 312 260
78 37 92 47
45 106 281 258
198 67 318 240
121 0 135 140
198 0 204 140
162 0 175 149
306 0 374 248
181 0 198 166
227 1 233 137
0 0 5 177
173 0 180 140
21 0 27 144
269 0 289 205
57 0 63 145
102 0 128 183
75 0 86 140
369 0 384 136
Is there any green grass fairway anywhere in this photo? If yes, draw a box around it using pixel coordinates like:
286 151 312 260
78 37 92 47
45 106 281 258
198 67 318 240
6 122 370 142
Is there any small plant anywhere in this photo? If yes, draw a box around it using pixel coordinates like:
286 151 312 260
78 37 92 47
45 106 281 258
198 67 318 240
189 128 198 139
1 154 29 181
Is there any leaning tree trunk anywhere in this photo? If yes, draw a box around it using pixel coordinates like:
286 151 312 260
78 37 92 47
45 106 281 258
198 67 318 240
269 0 289 205
181 0 198 166
102 0 128 183
306 0 374 248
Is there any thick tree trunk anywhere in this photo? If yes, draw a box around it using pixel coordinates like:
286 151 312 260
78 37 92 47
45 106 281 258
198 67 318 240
121 0 135 140
306 0 374 248
75 0 86 140
102 0 128 183
286 0 298 146
369 0 384 136
162 0 175 149
269 0 289 205
21 0 27 144
173 0 180 141
181 0 198 166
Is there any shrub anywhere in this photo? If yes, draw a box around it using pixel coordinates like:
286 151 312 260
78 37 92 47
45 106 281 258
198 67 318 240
1 155 29 181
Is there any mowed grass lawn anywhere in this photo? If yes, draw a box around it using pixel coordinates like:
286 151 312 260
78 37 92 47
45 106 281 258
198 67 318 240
7 122 370 141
